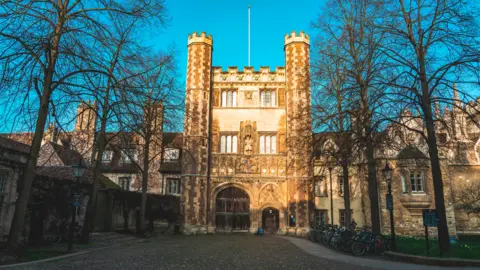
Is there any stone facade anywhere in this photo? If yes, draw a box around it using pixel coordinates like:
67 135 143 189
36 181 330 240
4 32 480 238
181 32 313 236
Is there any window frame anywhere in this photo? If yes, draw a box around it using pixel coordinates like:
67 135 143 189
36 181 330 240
164 148 180 162
119 177 131 191
219 133 238 153
314 177 328 197
314 210 328 226
259 133 277 154
410 170 425 193
221 90 238 107
121 149 136 164
339 209 353 227
102 150 113 163
166 177 181 195
259 90 277 107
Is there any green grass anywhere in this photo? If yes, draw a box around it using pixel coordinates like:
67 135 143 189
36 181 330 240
22 249 66 261
394 235 480 260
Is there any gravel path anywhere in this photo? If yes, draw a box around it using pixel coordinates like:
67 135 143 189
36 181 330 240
14 235 378 270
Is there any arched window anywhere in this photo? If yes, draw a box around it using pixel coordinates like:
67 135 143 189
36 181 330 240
271 136 276 153
232 136 238 153
265 136 271 154
260 91 265 107
220 136 226 152
222 91 227 107
232 91 237 107
226 136 232 153
259 136 265 154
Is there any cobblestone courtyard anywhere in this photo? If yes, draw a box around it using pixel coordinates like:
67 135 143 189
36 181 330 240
11 235 375 270
9 235 477 270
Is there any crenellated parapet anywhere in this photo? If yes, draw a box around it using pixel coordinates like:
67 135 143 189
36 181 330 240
213 66 286 83
284 31 310 46
188 32 213 46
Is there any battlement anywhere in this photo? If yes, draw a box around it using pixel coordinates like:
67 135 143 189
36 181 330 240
213 66 286 83
188 32 213 46
284 31 310 46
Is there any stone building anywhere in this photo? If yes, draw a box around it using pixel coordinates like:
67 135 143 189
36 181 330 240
3 31 480 238
180 31 313 236
312 84 480 237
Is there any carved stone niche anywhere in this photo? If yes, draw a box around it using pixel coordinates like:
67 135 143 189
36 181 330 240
240 120 258 155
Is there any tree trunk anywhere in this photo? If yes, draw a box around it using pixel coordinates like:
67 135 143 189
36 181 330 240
80 96 109 243
419 53 450 253
7 18 64 247
342 162 351 226
366 135 380 235
138 133 150 236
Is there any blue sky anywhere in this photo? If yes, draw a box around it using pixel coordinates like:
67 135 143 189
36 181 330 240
150 0 324 79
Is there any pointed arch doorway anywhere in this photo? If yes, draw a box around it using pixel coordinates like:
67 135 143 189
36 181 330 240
262 207 279 234
215 187 250 232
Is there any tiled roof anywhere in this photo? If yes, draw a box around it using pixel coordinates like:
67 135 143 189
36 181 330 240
48 142 84 166
0 135 31 154
163 132 183 148
397 145 428 159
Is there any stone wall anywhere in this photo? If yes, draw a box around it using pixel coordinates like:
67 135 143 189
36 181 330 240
181 32 213 232
285 31 313 233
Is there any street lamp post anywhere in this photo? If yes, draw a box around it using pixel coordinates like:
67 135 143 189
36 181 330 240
69 164 85 252
328 166 334 226
382 161 396 251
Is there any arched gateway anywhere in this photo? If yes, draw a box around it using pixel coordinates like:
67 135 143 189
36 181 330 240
215 187 250 232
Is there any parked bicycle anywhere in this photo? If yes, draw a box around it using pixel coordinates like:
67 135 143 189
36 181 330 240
350 231 385 256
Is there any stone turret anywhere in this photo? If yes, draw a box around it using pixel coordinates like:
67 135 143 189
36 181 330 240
74 100 97 131
72 100 97 164
284 31 313 232
182 32 213 231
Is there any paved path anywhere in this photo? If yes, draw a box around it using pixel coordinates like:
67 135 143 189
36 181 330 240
9 235 480 270
282 237 479 270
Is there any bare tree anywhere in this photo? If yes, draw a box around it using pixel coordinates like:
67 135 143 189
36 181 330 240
116 51 180 234
380 0 480 252
0 0 167 248
312 43 355 225
313 0 388 234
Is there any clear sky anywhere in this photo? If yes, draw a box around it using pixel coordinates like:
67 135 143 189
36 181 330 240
151 0 324 80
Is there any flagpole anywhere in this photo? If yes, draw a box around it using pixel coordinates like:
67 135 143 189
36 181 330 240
248 4 250 66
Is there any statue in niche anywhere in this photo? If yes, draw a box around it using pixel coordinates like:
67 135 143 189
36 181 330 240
240 120 257 155
244 135 253 155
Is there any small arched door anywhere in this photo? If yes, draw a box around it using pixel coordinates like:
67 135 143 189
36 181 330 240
262 207 279 234
215 187 250 232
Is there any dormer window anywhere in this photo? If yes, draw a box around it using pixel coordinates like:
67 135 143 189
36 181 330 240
121 149 136 164
102 150 113 163
221 90 237 107
164 148 180 162
260 90 276 107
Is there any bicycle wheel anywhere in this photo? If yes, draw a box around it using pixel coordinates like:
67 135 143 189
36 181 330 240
351 241 366 256
331 237 339 249
322 234 330 245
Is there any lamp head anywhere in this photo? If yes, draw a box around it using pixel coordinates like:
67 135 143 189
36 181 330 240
382 162 393 184
73 163 86 178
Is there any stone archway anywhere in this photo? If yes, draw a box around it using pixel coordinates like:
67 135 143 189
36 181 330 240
262 207 280 234
215 187 250 232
